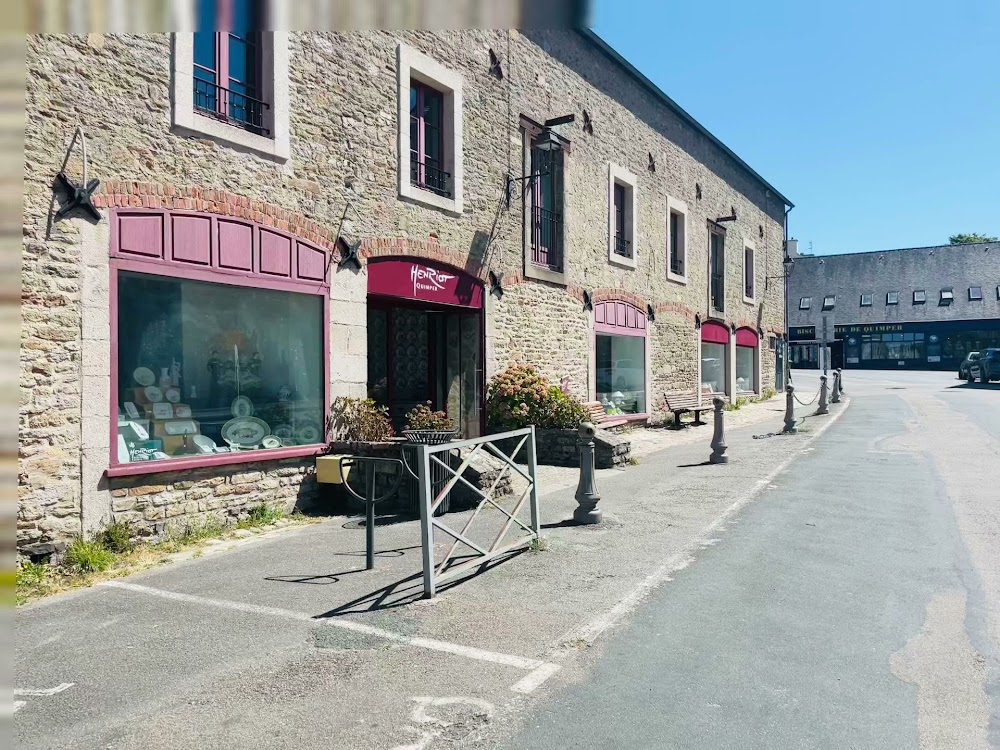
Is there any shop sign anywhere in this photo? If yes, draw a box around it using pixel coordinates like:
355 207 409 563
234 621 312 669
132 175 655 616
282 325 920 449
834 324 905 335
367 258 484 308
789 326 816 342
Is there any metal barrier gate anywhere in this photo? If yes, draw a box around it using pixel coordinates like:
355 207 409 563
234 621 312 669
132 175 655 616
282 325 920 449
411 427 539 598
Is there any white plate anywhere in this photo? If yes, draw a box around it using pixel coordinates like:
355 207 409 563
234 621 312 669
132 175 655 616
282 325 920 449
133 367 155 386
144 386 163 403
222 417 270 448
163 419 198 436
152 402 174 420
124 401 141 420
165 387 181 403
192 434 217 454
295 423 321 444
261 436 282 449
231 396 254 418
174 404 192 418
273 424 294 442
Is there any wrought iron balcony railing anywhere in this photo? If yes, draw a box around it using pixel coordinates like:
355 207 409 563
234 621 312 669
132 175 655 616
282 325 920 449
410 155 452 198
193 78 270 136
614 234 631 258
531 207 563 272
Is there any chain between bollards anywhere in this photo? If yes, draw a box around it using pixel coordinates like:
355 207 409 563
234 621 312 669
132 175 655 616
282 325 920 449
709 397 729 464
831 370 841 404
783 384 797 433
574 422 602 524
816 375 830 415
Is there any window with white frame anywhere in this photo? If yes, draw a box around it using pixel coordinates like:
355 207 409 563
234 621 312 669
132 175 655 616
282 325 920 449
887 291 899 305
799 296 811 310
969 285 983 301
521 118 568 282
860 293 873 307
709 225 726 313
822 295 835 311
939 288 954 305
743 241 755 302
913 289 926 304
608 163 637 268
171 0 289 160
666 196 687 283
397 43 463 215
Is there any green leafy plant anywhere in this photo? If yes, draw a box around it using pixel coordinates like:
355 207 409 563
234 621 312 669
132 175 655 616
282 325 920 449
486 365 590 430
238 503 286 528
63 537 116 573
97 519 136 554
329 397 394 442
404 401 455 431
759 387 777 401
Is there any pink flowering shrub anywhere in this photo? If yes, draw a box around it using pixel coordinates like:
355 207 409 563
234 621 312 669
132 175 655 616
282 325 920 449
486 365 590 430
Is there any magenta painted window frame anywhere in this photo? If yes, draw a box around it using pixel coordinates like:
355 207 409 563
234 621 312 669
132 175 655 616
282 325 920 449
594 300 650 420
107 208 331 478
410 81 445 193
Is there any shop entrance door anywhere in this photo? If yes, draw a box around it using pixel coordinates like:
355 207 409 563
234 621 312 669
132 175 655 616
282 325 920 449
367 303 482 438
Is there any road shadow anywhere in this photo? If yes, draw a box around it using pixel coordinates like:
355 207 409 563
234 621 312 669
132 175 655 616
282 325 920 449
947 381 1000 391
676 460 713 468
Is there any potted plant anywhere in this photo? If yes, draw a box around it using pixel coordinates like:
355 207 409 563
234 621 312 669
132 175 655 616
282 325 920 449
402 402 456 445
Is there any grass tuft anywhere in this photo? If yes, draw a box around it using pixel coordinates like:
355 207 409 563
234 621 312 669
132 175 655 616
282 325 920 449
237 503 285 529
63 537 116 573
97 519 136 554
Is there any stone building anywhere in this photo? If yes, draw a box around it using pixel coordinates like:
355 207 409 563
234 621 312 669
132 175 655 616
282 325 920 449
786 242 1000 371
20 24 791 557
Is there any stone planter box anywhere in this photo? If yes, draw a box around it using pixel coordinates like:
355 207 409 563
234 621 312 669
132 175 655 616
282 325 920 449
494 427 631 469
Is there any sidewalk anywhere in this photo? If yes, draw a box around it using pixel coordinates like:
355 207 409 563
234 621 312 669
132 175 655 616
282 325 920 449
15 387 844 750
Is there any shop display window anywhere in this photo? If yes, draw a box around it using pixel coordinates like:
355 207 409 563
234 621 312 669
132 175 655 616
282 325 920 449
701 341 727 393
736 346 756 392
596 334 646 415
115 271 324 464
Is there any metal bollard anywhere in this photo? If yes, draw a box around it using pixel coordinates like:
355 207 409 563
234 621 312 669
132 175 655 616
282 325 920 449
783 384 797 433
709 397 729 464
831 371 841 403
837 367 845 394
816 375 829 415
574 422 602 524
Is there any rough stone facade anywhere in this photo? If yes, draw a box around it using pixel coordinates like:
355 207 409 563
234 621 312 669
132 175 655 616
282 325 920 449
20 30 788 556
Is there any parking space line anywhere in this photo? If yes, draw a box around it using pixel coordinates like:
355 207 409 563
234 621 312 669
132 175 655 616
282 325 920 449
100 581 555 686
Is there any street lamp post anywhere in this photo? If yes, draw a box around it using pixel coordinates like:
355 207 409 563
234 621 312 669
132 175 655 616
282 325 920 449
766 253 795 390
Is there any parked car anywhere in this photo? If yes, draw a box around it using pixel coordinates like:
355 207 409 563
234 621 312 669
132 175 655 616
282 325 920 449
970 348 1000 383
959 351 981 380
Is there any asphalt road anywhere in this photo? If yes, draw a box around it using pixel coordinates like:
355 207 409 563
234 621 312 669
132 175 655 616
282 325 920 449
503 369 999 750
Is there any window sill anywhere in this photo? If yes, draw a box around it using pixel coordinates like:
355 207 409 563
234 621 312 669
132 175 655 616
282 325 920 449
525 262 567 284
107 443 324 478
667 270 687 285
608 253 637 269
399 182 462 217
743 295 756 305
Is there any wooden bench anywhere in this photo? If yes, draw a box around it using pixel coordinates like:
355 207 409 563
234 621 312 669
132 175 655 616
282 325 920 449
585 401 629 430
663 391 708 427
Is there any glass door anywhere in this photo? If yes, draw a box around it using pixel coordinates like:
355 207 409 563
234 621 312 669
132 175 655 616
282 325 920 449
435 310 481 438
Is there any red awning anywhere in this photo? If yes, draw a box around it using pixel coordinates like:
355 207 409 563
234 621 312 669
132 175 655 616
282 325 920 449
736 327 759 347
701 321 729 344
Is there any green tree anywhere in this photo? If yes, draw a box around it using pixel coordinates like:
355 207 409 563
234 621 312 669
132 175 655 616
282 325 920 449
949 232 998 245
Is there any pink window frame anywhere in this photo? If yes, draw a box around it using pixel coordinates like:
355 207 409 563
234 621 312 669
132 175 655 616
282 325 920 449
594 300 649 421
107 208 331 478
410 81 444 192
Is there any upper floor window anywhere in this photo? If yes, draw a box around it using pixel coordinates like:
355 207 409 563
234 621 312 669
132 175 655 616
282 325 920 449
860 293 873 307
410 82 449 198
743 242 755 302
171 0 289 160
940 288 954 305
397 43 463 215
886 291 899 305
710 225 726 314
969 286 983 301
522 121 566 279
822 295 835 311
666 196 687 283
608 163 637 268
913 290 926 304
193 1 266 135
799 296 811 310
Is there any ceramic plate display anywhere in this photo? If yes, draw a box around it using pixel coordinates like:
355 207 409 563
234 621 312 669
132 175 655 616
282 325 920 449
295 423 321 444
124 401 141 420
261 436 282 449
152 402 174 420
133 367 155 387
192 434 217 454
221 417 270 448
174 404 192 418
144 385 163 403
163 420 199 436
273 424 294 443
231 396 254 418
164 387 181 404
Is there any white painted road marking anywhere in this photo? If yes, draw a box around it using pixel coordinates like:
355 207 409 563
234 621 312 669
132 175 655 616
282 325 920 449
100 581 558 691
390 696 495 750
12 683 75 714
510 662 562 694
554 399 852 651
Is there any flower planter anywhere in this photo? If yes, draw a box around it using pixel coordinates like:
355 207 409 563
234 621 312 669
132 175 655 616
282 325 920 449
402 429 458 445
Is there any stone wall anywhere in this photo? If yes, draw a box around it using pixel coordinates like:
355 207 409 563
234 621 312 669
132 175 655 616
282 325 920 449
20 30 786 556
498 428 631 470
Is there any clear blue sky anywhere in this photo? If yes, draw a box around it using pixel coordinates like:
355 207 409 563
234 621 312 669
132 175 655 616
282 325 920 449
592 0 1000 255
